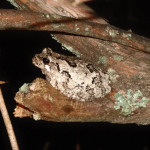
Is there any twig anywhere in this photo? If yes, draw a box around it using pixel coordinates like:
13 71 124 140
0 85 19 150
0 81 7 84
76 144 80 150
0 9 150 53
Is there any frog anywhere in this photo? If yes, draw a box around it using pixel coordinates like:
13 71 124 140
32 48 111 101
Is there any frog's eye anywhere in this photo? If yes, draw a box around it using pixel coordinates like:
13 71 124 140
43 58 49 64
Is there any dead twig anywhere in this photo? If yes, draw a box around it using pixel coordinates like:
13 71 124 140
0 83 19 150
0 81 7 84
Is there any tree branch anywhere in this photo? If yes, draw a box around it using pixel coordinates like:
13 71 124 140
0 85 19 150
2 0 150 125
14 78 150 125
0 9 150 53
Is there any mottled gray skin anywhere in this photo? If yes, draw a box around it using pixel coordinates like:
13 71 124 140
32 48 111 101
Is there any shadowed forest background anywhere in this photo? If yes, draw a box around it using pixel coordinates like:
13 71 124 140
0 0 150 150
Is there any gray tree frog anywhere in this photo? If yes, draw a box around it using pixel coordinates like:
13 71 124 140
32 48 111 101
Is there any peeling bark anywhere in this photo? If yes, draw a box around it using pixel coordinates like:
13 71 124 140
1 0 150 124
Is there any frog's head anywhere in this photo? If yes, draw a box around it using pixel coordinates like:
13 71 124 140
32 48 52 67
32 48 59 74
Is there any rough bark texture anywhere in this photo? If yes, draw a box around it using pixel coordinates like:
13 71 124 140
13 78 150 125
0 9 150 52
2 0 150 124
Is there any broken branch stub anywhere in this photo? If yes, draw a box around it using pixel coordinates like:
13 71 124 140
14 78 150 125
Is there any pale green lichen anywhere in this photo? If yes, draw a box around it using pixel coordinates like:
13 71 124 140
43 94 53 102
85 26 89 32
49 95 53 102
132 75 143 81
44 14 50 19
51 14 62 19
128 29 132 32
113 55 124 61
19 83 29 93
122 33 132 40
137 76 143 79
75 24 80 31
114 89 149 116
107 68 119 82
7 0 22 9
33 113 41 121
106 27 119 38
51 34 81 57
7 0 19 8
52 23 65 29
62 44 81 57
98 56 108 66
51 34 60 42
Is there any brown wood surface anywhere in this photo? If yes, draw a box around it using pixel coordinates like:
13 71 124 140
2 0 150 124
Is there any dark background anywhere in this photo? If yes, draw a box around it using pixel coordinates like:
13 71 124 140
0 0 150 150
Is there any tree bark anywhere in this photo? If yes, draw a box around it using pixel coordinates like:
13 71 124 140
2 0 150 124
